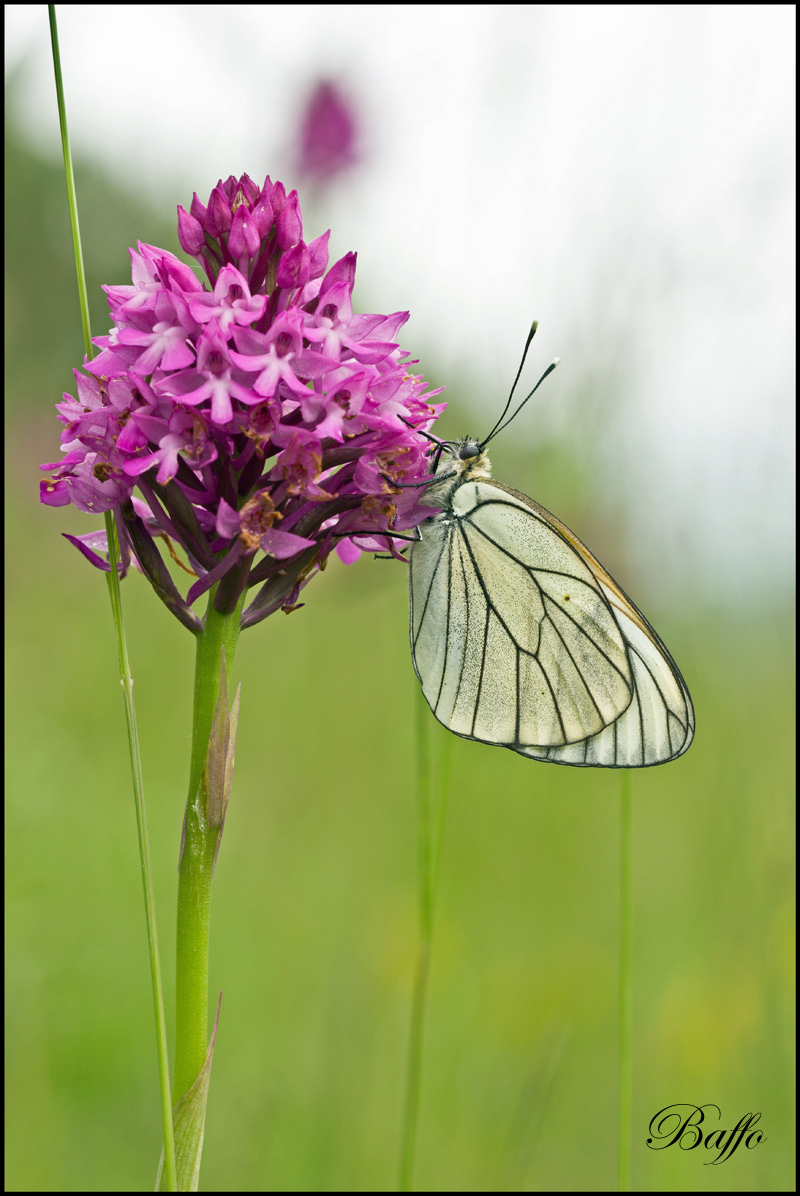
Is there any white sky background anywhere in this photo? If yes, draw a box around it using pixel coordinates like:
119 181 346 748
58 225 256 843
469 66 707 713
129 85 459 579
6 4 795 609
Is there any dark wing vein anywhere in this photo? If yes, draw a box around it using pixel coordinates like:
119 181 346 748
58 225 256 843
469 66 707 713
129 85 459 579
411 523 449 653
432 526 453 713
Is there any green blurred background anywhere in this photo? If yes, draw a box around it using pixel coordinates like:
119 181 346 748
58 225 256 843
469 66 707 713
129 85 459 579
5 11 795 1190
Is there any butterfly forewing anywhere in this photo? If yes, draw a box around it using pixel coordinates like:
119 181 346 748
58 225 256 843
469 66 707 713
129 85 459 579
412 479 636 750
410 475 695 768
461 491 635 728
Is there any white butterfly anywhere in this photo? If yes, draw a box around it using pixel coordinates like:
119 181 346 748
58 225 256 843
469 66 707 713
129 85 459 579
407 344 694 768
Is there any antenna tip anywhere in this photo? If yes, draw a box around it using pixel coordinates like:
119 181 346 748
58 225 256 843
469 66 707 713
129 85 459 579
551 357 561 367
530 320 539 334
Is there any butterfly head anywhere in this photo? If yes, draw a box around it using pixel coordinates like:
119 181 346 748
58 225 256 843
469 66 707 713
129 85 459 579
421 438 492 508
449 438 492 481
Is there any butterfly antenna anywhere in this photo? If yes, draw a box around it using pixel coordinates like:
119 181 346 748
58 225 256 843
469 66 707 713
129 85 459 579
482 356 560 447
480 321 539 446
399 415 445 448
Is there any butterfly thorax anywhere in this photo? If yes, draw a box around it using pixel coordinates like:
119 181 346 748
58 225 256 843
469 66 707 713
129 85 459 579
420 438 492 510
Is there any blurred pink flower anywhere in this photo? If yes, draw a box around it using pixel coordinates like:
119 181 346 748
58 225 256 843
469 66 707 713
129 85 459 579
296 80 360 183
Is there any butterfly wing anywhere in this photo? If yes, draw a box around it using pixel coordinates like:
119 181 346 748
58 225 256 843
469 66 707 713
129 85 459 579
411 480 634 751
409 479 694 767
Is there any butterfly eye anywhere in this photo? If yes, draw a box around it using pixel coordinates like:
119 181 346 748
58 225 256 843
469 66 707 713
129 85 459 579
459 442 480 460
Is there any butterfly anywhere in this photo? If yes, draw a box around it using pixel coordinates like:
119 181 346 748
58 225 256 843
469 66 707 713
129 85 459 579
407 328 694 768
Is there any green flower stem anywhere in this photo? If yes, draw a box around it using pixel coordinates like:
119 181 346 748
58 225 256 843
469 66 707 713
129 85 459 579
106 512 178 1190
173 595 242 1101
399 697 452 1191
398 698 431 1192
49 7 177 1184
618 769 633 1191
